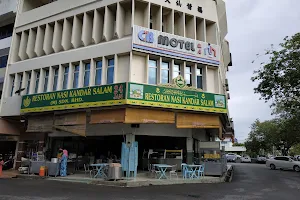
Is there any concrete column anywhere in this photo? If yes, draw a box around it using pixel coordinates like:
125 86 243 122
126 133 135 146
89 59 96 86
57 65 64 90
78 61 84 88
15 140 27 170
48 67 54 92
186 137 194 164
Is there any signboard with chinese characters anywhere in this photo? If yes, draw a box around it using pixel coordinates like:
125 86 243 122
132 25 220 66
127 81 227 113
21 83 126 113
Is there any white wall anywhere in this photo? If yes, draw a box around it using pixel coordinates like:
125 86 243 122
131 53 147 83
0 37 12 50
49 123 193 138
206 68 218 93
116 54 130 83
0 0 17 17
87 123 192 138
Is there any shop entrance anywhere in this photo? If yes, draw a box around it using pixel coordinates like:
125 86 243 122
50 136 124 169
136 136 186 170
0 141 17 170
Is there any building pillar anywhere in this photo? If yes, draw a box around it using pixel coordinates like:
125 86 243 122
15 141 27 170
126 133 135 146
186 137 193 164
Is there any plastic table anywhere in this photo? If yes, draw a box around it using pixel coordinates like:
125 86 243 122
90 163 109 178
153 164 172 179
186 164 202 179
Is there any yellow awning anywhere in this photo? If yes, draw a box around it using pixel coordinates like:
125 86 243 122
176 113 221 129
27 114 53 132
124 108 175 124
90 109 126 124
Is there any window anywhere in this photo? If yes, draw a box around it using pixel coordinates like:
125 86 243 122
185 66 192 86
35 71 40 93
26 72 31 94
173 63 181 78
150 15 153 29
44 69 49 92
73 65 80 88
19 74 23 93
0 24 13 40
0 55 8 68
161 62 169 84
95 61 102 85
196 67 203 89
275 157 289 161
84 63 90 87
10 75 15 96
53 68 59 91
162 16 164 32
63 66 69 89
148 59 157 84
107 59 114 84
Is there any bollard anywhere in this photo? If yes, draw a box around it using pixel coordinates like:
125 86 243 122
0 160 4 177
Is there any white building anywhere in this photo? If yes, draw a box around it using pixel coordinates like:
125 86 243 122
0 0 18 165
0 0 234 169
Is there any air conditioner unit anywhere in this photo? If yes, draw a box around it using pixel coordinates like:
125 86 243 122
227 92 230 100
226 85 229 91
225 79 229 86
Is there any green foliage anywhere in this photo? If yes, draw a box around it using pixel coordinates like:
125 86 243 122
245 118 300 156
252 33 300 115
249 33 300 156
290 144 300 156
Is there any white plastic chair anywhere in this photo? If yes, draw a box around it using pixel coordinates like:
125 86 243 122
84 164 95 178
170 164 178 179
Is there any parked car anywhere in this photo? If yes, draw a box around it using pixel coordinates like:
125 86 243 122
257 155 267 163
241 156 251 163
294 155 300 161
226 153 237 162
266 156 300 172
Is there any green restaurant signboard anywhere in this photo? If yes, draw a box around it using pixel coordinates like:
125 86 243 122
21 79 227 114
21 83 126 113
127 82 227 113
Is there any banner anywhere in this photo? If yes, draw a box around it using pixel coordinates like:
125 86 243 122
21 81 227 114
21 83 126 113
127 82 227 113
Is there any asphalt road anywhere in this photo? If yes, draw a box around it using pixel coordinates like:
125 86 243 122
0 163 300 200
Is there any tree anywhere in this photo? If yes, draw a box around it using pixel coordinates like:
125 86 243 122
290 144 300 156
244 119 271 156
246 118 300 156
251 33 300 115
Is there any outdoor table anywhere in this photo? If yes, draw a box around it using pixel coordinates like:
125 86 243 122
153 164 172 179
90 163 109 179
186 164 202 179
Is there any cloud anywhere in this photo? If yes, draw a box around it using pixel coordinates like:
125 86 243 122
225 0 300 142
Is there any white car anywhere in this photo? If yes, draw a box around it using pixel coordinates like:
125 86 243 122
226 153 237 162
241 156 251 163
257 155 267 163
266 156 300 172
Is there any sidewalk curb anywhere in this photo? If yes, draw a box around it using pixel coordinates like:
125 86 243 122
15 174 225 187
